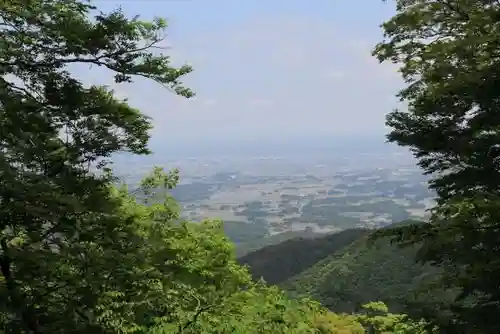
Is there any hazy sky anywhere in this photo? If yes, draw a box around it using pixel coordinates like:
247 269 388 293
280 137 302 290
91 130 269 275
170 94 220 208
86 0 402 149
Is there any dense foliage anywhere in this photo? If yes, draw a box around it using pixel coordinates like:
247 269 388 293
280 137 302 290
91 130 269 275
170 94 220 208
374 0 500 331
0 0 191 331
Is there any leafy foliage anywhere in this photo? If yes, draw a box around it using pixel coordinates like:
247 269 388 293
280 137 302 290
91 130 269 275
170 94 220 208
375 0 500 202
374 0 500 331
354 302 437 334
0 0 193 331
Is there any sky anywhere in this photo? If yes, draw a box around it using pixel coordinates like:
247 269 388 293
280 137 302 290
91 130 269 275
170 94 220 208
85 0 403 154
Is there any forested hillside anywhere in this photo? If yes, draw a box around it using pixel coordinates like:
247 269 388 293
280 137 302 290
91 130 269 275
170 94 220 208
239 228 369 285
235 229 326 258
238 223 457 329
281 233 456 326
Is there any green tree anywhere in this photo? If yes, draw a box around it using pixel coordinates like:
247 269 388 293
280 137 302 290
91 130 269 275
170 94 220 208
373 0 500 331
354 302 436 334
92 169 256 333
0 0 192 331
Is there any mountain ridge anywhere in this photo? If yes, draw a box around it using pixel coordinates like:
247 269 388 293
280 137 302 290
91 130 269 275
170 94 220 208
239 221 458 329
238 228 370 285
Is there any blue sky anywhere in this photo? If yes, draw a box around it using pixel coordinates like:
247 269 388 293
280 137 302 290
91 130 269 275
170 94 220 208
88 0 401 150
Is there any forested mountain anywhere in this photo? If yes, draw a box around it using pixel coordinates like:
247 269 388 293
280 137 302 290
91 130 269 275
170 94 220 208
282 233 457 326
238 228 369 285
237 222 465 331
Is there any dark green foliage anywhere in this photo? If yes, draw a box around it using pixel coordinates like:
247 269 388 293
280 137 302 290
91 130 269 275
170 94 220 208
375 0 500 202
239 229 369 285
0 0 192 331
374 1 500 331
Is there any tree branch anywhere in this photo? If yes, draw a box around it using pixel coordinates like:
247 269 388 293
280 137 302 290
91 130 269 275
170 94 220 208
177 304 217 333
177 294 220 333
0 39 161 73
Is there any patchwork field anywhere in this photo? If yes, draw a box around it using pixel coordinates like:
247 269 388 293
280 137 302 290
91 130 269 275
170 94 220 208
152 154 436 246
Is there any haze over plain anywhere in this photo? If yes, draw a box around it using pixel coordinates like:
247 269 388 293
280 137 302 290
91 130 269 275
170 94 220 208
83 0 403 158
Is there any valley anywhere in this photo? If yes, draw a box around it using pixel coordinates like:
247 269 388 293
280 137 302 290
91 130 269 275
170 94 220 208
121 149 435 253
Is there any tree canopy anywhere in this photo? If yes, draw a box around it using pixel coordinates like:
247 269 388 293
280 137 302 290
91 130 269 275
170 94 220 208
373 0 500 331
0 0 192 331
